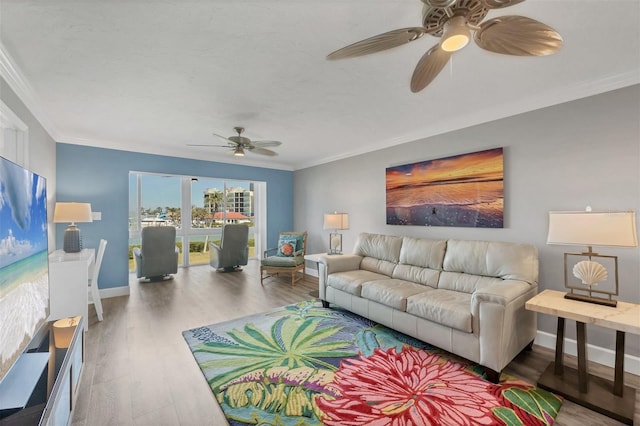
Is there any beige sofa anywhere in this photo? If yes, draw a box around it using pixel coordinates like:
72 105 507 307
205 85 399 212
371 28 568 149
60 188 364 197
317 233 539 382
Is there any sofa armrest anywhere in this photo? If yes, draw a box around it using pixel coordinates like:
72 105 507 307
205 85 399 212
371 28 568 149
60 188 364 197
319 254 363 274
472 280 534 307
472 280 538 372
317 254 362 302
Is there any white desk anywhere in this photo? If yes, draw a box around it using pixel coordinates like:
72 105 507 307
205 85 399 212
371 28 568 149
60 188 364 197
48 249 94 331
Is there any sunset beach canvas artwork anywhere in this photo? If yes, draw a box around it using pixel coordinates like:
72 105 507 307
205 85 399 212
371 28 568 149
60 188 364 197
386 148 504 228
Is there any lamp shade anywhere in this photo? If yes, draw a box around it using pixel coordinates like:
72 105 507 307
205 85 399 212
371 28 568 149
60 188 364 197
53 316 80 349
53 202 93 224
547 211 638 247
323 213 349 230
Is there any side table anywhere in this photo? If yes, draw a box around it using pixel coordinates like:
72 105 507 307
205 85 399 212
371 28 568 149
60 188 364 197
304 253 340 299
525 289 640 424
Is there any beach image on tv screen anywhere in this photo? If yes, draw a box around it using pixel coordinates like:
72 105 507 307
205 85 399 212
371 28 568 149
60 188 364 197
0 156 49 383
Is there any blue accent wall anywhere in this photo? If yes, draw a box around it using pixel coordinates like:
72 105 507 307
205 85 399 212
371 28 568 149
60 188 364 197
56 143 293 289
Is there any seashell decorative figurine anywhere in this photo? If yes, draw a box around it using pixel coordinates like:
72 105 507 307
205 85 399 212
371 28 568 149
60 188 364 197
572 260 608 286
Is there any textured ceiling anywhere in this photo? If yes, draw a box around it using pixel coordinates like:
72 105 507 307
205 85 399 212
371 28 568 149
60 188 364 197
1 0 638 170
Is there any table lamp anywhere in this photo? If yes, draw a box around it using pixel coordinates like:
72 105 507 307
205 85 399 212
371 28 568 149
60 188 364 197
52 316 80 349
323 212 349 255
547 208 638 306
53 202 93 253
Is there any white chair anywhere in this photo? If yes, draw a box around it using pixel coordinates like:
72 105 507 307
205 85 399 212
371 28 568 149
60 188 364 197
88 239 107 321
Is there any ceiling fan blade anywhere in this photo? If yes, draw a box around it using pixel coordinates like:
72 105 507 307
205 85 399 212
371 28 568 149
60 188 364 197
327 27 427 60
420 0 456 8
212 132 232 142
475 16 563 56
248 147 278 156
228 135 252 145
480 0 525 9
410 45 451 93
251 140 282 148
187 144 232 148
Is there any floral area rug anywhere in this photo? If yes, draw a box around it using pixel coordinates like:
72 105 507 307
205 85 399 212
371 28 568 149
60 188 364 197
182 300 562 426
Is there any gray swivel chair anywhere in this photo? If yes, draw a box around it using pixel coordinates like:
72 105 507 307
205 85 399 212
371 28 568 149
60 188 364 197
210 224 249 272
133 226 179 281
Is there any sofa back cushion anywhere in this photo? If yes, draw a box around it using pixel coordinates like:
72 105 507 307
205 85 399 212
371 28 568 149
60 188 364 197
399 237 446 269
391 237 447 287
354 233 403 276
442 240 539 284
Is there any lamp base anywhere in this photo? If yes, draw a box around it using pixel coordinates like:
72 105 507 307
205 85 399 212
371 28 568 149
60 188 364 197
564 292 617 307
329 232 342 255
63 225 82 253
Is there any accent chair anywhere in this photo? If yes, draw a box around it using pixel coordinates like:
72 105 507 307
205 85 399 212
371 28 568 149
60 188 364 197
209 224 249 272
133 226 179 281
260 231 307 287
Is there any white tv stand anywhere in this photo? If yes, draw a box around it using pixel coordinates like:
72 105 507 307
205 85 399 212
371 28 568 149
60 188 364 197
0 317 85 426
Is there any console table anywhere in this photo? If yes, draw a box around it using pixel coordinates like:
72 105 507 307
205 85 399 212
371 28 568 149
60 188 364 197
526 289 640 424
48 249 94 331
0 317 84 426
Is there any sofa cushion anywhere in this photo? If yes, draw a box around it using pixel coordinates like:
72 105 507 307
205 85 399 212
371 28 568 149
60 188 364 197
360 257 396 277
399 237 447 269
361 279 432 311
392 265 440 288
326 270 388 296
354 233 403 263
437 271 504 294
406 289 473 333
443 240 538 284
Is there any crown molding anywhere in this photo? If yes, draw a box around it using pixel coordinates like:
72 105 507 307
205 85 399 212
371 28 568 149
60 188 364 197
58 137 295 172
296 70 640 170
0 42 60 141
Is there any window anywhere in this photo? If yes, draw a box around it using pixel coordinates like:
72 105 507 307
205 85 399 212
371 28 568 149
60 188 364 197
0 100 29 167
129 172 263 270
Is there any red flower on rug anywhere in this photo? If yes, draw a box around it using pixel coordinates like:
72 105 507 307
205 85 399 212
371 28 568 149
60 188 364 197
317 347 502 426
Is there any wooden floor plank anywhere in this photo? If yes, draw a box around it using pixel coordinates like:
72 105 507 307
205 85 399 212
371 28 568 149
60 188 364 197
73 260 639 425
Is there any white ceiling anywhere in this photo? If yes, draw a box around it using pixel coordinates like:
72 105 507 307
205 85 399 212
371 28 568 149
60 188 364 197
1 0 638 171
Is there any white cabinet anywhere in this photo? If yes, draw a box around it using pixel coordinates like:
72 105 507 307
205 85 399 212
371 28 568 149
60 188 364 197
41 317 85 426
48 249 94 331
0 318 85 426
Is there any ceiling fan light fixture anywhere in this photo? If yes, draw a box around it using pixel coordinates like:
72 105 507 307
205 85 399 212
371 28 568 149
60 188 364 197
440 16 471 52
233 146 245 157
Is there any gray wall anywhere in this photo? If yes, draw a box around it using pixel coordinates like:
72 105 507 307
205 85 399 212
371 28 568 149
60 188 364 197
0 76 57 248
294 85 640 357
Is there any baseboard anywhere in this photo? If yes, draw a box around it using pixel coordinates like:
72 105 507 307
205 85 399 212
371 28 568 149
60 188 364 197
97 286 130 299
534 330 640 376
305 267 319 278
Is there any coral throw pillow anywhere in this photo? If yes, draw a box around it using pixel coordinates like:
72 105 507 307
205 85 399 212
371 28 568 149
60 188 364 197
278 237 298 257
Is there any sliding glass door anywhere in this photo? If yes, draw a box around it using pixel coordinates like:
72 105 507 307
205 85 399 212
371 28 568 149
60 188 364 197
129 172 262 270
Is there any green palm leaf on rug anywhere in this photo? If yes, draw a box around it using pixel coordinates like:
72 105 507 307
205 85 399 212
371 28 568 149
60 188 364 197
194 316 356 390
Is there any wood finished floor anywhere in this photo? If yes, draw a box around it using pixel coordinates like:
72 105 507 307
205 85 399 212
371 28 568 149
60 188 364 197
71 260 639 425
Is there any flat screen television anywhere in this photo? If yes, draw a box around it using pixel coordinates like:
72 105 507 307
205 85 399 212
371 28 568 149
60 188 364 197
0 155 49 384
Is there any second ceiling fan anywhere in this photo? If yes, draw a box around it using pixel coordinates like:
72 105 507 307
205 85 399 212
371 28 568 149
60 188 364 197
327 0 563 92
189 127 282 157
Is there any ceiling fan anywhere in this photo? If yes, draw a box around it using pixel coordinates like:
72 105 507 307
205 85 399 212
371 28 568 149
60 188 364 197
188 127 282 157
327 0 563 93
